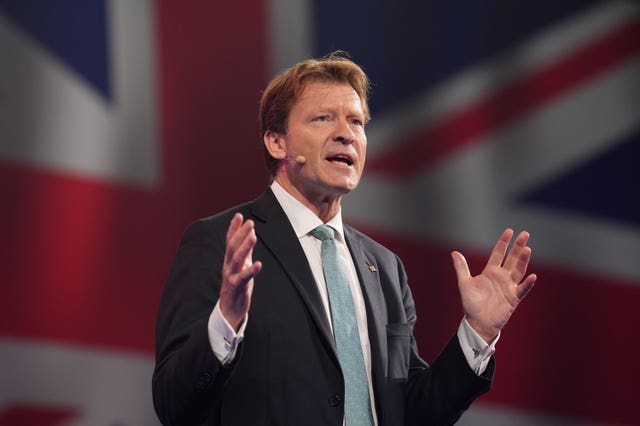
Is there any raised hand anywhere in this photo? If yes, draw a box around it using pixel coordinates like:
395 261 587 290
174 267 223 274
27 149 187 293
451 229 537 343
219 213 262 331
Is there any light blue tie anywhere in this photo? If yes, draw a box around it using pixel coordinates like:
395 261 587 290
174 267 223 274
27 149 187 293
312 225 374 426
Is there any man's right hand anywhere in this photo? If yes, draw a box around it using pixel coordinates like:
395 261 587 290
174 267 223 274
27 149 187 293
219 213 262 331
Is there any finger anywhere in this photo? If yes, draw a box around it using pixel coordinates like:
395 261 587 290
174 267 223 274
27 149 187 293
485 228 514 268
225 218 255 267
226 213 243 242
510 245 532 284
228 218 254 250
224 213 244 263
235 261 262 287
451 251 471 284
503 231 529 271
516 273 536 300
228 223 258 272
229 259 263 288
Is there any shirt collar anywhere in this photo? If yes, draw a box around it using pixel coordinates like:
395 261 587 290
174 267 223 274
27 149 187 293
270 181 345 241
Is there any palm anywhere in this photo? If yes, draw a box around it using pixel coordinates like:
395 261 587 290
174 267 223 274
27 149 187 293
219 213 262 331
452 229 536 342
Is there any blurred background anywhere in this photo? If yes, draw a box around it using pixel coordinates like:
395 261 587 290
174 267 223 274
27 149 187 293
0 0 638 424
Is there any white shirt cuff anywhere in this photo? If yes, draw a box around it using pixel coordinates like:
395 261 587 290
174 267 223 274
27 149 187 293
456 317 499 375
208 300 247 365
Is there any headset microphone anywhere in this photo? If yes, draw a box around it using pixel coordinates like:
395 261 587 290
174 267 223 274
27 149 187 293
283 155 306 164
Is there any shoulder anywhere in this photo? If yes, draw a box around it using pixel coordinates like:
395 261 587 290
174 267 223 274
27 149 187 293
344 224 386 251
344 224 403 266
179 190 271 246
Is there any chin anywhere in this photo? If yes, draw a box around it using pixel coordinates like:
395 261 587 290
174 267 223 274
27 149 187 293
319 174 361 196
337 181 359 194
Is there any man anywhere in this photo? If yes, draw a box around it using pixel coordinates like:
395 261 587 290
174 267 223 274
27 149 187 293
153 52 537 425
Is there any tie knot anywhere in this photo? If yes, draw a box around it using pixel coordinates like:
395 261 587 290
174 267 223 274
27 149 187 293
311 224 335 241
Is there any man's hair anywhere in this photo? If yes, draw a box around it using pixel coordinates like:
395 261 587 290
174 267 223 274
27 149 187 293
259 51 371 177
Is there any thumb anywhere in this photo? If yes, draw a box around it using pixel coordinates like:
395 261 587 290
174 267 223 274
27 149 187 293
451 251 471 284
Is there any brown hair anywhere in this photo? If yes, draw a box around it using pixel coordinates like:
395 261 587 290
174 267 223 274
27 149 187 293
259 51 371 177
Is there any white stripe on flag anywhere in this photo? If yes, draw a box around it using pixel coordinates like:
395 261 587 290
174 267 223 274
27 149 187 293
0 338 159 426
0 0 159 187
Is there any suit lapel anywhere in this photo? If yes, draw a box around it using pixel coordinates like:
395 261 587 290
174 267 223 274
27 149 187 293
247 190 389 382
344 227 389 384
249 190 336 355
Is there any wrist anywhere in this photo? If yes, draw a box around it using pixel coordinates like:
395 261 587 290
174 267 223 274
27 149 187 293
466 317 499 344
220 305 244 332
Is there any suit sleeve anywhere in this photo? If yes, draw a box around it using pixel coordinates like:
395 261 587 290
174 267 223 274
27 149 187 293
397 255 495 426
152 218 237 425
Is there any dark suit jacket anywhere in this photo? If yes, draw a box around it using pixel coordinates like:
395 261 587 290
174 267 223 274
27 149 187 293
153 189 493 426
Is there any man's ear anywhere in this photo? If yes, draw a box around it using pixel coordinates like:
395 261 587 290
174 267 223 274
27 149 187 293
264 130 286 160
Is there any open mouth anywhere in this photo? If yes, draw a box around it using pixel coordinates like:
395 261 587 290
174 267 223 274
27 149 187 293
326 154 354 166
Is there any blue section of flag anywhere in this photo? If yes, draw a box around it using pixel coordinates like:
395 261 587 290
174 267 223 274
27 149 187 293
0 0 110 99
313 0 597 115
519 130 640 226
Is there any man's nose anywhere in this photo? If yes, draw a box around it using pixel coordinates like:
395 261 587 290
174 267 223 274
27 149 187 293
332 119 356 144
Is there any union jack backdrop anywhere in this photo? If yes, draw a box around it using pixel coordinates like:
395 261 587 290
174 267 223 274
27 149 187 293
0 1 638 424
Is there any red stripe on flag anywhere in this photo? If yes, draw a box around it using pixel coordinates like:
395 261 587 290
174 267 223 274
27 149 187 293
0 2 268 353
357 225 640 425
366 14 640 178
0 404 78 426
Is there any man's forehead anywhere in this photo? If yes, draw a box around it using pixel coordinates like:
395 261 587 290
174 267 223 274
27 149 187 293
296 80 364 110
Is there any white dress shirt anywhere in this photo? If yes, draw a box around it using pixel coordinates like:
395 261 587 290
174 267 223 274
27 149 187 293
208 181 497 416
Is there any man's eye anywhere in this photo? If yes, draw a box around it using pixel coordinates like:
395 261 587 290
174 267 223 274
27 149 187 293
352 119 364 126
315 115 329 122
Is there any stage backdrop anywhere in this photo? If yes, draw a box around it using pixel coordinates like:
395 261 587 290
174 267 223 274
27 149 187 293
0 0 638 424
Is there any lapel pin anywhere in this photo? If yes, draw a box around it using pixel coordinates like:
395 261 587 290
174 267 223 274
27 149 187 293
365 261 378 272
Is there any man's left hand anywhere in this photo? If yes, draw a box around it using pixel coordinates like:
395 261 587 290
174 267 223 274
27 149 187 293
451 229 537 343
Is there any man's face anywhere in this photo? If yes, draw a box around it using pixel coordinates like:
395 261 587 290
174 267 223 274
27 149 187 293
278 80 367 202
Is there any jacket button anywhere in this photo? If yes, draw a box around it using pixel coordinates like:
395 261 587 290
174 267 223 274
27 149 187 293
328 394 342 407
